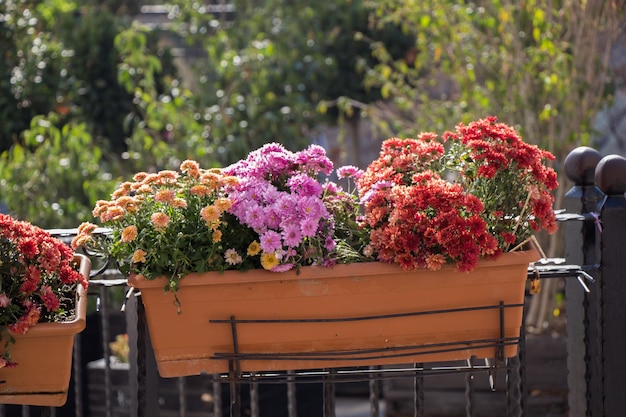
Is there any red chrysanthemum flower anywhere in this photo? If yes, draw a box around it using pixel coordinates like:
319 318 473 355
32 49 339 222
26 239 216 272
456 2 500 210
1 213 87 367
358 117 557 272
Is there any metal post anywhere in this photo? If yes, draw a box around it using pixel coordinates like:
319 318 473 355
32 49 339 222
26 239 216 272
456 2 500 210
563 146 603 417
368 366 380 417
595 154 626 417
413 363 424 417
72 332 84 417
464 368 475 417
505 341 523 416
287 371 297 417
228 316 241 417
127 293 159 417
99 285 112 417
177 377 187 417
506 302 527 417
249 375 258 417
213 374 223 417
323 370 336 417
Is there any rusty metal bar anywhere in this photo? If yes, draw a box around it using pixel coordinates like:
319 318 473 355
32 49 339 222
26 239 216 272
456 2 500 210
228 316 242 417
322 370 336 417
368 366 380 417
465 364 475 417
413 363 424 417
287 371 297 417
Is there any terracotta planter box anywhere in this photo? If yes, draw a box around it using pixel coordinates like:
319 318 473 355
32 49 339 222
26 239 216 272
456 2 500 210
128 249 538 377
0 254 91 406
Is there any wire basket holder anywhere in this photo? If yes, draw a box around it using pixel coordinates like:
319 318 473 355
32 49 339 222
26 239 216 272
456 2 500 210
208 300 527 417
209 300 523 384
207 258 596 385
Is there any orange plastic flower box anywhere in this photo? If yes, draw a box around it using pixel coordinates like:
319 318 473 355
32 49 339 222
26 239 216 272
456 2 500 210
0 254 90 406
129 249 538 377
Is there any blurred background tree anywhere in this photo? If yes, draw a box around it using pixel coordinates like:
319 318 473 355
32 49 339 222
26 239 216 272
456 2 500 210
354 0 624 169
166 0 413 163
0 0 624 239
0 0 410 227
0 0 189 227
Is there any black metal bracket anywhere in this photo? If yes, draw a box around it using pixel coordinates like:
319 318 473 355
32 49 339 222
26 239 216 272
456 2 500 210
528 259 597 293
211 300 522 386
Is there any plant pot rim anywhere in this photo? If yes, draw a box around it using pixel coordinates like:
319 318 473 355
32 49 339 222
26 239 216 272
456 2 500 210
128 247 540 289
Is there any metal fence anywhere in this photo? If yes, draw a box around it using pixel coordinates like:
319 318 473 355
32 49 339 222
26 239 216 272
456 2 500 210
4 145 626 417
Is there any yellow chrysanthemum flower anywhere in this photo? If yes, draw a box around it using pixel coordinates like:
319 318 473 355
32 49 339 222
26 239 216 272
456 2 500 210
260 252 279 270
247 241 261 256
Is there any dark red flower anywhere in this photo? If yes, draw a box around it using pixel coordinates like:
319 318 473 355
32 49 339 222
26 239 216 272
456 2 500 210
0 213 87 367
358 117 558 271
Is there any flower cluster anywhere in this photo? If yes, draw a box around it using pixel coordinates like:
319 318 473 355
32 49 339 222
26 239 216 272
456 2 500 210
72 160 260 292
223 143 339 270
0 214 87 367
357 117 558 272
358 139 498 272
73 117 558 291
72 144 358 293
443 117 558 245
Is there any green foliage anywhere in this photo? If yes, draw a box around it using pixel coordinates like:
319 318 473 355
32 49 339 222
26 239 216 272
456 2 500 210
114 25 219 171
60 8 133 154
0 1 126 227
167 0 326 163
0 0 75 151
10 0 614 238
1 0 413 228
0 0 182 226
167 0 412 164
359 0 624 160
0 114 116 228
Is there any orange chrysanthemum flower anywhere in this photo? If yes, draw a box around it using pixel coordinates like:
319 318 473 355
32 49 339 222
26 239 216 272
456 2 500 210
150 212 170 230
121 225 138 242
